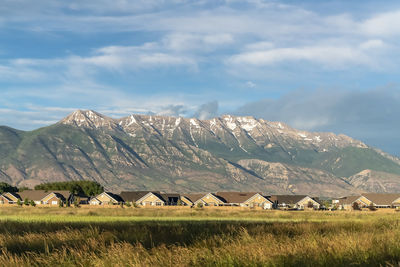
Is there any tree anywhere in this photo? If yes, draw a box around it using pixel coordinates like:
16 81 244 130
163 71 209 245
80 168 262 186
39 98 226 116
58 199 64 208
17 199 22 206
24 198 29 206
34 181 103 197
74 197 80 208
352 202 361 211
30 200 36 207
0 182 18 194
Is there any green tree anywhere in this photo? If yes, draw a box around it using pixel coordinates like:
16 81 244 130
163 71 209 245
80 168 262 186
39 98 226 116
30 200 36 207
23 198 29 206
34 181 103 196
0 182 18 194
74 197 80 208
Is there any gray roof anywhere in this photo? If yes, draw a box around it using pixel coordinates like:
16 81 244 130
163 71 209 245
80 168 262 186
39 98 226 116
215 192 260 204
362 193 400 206
16 190 71 201
120 191 160 202
269 195 312 205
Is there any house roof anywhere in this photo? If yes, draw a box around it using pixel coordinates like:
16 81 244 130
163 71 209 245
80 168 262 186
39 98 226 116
182 193 208 204
3 192 20 201
215 192 260 204
16 190 72 202
0 194 12 202
102 192 124 203
119 191 158 202
269 195 312 205
337 195 362 205
362 193 400 206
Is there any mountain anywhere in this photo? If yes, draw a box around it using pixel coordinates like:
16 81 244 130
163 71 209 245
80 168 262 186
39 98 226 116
0 109 399 197
345 169 400 193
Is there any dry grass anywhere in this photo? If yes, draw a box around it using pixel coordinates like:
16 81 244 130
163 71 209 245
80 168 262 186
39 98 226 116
0 207 399 266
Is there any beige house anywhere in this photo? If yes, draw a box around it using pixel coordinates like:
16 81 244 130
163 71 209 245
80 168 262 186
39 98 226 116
337 195 371 210
338 193 400 209
90 192 122 205
0 192 19 204
193 193 225 206
215 192 273 209
180 193 206 206
269 195 320 210
15 190 73 205
136 192 165 206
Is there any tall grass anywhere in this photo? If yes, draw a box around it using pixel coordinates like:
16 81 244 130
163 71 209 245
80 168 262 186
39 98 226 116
0 208 399 266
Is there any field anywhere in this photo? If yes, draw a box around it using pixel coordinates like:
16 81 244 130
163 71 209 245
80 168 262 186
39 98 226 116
0 207 399 266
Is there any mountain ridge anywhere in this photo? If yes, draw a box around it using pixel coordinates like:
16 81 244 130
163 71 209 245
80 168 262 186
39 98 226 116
0 109 399 197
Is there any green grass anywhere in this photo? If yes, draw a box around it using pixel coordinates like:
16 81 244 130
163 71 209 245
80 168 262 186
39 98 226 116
0 207 399 266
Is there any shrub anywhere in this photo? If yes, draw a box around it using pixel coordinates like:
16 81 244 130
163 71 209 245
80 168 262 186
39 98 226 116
17 199 22 206
73 197 80 208
125 202 131 207
29 200 36 207
197 202 204 208
352 202 361 211
132 202 138 208
58 199 64 208
23 198 29 206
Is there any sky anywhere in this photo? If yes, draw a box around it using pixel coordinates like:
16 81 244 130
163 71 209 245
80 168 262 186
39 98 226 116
1 0 400 155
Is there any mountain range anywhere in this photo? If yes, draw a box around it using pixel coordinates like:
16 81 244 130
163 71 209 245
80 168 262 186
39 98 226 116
1 110 400 197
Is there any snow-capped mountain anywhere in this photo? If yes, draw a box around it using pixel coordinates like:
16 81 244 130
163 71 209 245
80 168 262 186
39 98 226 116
1 109 399 196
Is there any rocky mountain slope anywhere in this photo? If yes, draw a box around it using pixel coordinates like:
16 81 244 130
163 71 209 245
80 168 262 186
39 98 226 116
0 110 399 196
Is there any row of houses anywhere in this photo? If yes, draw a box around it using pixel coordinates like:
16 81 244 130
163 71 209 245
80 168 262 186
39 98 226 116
0 190 321 210
335 193 400 210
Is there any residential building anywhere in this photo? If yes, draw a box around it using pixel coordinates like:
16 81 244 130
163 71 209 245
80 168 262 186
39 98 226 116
269 195 320 210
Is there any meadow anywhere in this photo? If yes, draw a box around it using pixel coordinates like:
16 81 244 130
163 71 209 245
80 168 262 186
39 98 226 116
0 206 399 266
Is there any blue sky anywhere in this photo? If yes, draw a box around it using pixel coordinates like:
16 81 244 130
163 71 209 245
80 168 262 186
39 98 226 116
1 0 400 155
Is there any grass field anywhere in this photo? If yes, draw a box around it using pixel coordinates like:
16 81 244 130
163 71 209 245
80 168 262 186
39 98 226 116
0 206 399 266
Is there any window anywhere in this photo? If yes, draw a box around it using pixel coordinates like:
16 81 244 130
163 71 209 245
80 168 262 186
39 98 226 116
52 201 58 205
156 202 162 206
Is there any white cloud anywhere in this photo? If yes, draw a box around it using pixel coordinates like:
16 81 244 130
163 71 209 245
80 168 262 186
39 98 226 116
228 45 371 68
361 10 400 36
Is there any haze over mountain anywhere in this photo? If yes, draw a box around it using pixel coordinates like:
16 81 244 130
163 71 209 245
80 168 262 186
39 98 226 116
1 110 400 197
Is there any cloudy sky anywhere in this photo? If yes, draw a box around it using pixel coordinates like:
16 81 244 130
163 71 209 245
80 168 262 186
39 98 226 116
1 0 400 155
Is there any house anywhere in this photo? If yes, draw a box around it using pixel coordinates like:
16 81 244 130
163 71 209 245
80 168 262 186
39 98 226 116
89 197 101 205
120 191 153 205
215 192 273 209
359 193 400 208
15 190 73 205
337 195 371 210
0 194 13 204
0 192 19 204
180 193 207 206
90 192 123 205
135 192 166 206
269 195 320 210
193 193 225 206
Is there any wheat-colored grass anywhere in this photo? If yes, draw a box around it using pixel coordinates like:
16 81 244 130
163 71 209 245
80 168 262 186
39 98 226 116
0 206 399 266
